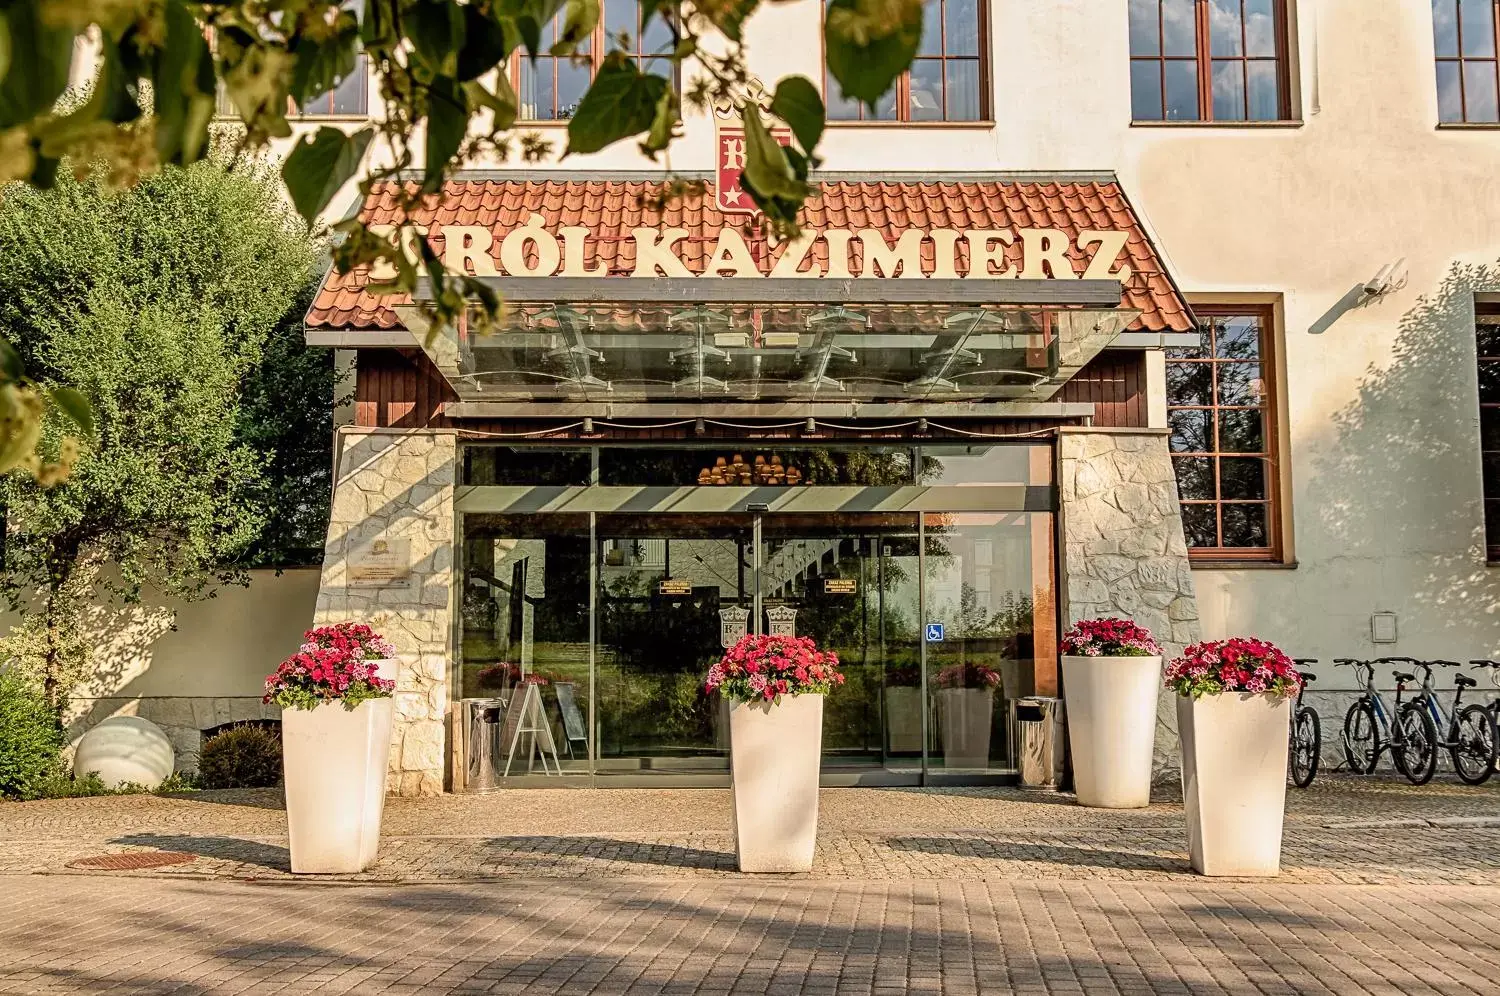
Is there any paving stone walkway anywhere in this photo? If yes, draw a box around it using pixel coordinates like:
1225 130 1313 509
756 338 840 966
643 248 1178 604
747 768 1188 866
1 775 1499 885
2 876 1497 994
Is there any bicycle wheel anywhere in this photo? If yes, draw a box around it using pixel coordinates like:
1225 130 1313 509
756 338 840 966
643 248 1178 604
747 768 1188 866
1394 704 1438 785
1451 704 1497 785
1290 706 1321 788
1342 699 1379 774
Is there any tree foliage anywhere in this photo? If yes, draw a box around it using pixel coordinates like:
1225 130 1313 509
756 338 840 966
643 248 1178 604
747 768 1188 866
0 158 321 709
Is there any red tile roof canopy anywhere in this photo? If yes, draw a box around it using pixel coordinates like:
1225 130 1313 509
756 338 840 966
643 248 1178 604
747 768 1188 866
306 176 1193 334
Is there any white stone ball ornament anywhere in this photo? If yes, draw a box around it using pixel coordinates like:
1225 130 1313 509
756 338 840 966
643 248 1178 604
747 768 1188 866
72 716 176 789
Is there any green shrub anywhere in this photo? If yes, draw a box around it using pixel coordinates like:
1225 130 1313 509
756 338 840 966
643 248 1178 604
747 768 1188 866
197 724 282 789
0 667 64 798
18 771 198 800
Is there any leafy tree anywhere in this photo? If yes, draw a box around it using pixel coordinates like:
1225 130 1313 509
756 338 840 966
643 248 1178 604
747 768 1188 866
0 1 926 466
0 159 320 710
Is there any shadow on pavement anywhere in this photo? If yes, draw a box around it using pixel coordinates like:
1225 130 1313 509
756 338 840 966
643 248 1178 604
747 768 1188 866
113 834 291 872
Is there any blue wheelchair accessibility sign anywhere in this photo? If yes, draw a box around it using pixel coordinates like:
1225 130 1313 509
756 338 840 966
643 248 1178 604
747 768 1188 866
924 623 945 643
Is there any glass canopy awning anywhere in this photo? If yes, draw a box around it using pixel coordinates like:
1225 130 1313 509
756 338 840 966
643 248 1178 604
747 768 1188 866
403 277 1139 406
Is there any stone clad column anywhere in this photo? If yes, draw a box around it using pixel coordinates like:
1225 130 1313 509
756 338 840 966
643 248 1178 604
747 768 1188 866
313 429 457 796
1058 427 1202 775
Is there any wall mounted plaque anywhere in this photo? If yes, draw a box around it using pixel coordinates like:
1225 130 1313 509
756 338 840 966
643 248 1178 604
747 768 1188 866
658 579 693 596
823 578 858 595
347 537 412 587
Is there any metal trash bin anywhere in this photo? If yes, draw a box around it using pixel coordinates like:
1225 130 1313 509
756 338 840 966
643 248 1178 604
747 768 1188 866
1014 696 1064 790
462 696 507 791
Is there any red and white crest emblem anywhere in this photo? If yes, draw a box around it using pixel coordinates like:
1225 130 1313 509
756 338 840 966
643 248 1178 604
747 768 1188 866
715 119 793 216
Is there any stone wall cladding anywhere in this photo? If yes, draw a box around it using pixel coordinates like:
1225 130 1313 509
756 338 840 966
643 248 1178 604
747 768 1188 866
1059 428 1201 777
313 430 457 797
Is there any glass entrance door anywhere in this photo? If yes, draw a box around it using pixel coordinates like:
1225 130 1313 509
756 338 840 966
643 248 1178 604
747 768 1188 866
594 514 753 773
760 515 921 779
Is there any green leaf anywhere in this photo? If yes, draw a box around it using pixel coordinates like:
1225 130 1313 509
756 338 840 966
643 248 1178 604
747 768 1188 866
281 126 375 226
740 103 804 203
458 6 518 80
565 56 669 156
0 336 24 383
0 3 74 129
769 75 824 156
551 0 601 56
218 31 295 139
695 0 758 43
407 0 465 76
151 0 216 166
824 0 923 110
289 9 359 109
48 387 93 439
638 85 679 159
423 75 469 192
463 78 518 131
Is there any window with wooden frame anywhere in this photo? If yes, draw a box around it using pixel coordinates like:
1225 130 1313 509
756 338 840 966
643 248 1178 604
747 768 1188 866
515 0 675 121
825 0 987 122
1434 0 1500 123
1166 306 1283 562
214 56 368 118
1476 307 1500 560
1128 0 1292 122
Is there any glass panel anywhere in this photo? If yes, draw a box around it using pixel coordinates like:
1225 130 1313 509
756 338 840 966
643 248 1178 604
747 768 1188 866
1131 61 1165 120
1130 0 1161 56
874 84 901 120
463 446 592 485
909 59 945 120
598 446 916 486
945 0 980 56
1169 408 1213 453
1181 503 1218 547
1461 0 1497 56
1212 59 1247 120
920 444 1047 485
828 79 863 120
1174 456 1215 500
1215 362 1262 406
923 512 1049 773
1483 452 1500 490
945 59 982 120
1477 319 1500 356
1464 60 1500 121
1218 408 1265 453
1435 0 1461 58
1438 60 1465 122
557 60 593 119
1245 0 1278 57
595 514 753 772
1209 0 1244 57
1480 404 1500 445
1214 315 1263 358
1220 456 1268 499
1164 59 1202 120
518 58 556 120
1166 361 1212 405
1486 500 1500 553
1162 0 1198 55
643 10 674 53
762 516 922 772
460 514 592 783
920 0 943 56
302 57 368 114
1479 360 1500 403
605 0 636 45
1222 503 1268 546
1246 60 1280 119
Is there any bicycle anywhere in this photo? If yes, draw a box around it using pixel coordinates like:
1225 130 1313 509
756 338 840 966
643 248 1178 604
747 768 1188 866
1337 657 1438 784
1404 660 1497 785
1471 660 1500 773
1288 659 1320 788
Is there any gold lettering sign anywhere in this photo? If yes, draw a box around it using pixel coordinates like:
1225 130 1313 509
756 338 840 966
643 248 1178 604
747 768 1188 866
823 578 858 595
658 579 693 596
347 538 412 587
375 224 1134 284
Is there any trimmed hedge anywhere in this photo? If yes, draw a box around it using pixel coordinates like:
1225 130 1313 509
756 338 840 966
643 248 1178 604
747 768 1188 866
198 724 282 789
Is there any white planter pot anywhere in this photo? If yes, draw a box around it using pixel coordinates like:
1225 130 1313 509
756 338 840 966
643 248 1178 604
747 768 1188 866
282 698 394 874
1061 655 1161 809
1177 692 1292 876
729 693 823 873
883 686 922 754
372 658 400 684
938 686 995 768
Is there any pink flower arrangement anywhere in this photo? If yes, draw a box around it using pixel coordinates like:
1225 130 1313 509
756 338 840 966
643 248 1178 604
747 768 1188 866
706 634 844 704
1164 637 1303 699
932 663 1002 689
264 623 397 711
1060 617 1162 658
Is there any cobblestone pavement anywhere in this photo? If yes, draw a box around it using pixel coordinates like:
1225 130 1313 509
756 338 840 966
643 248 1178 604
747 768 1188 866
3 876 1498 995
2 775 1499 885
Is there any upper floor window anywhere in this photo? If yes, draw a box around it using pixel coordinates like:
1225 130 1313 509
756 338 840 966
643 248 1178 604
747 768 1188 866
516 0 674 120
1167 306 1284 562
1128 0 1291 122
1476 307 1500 559
1434 0 1500 122
825 0 987 122
301 56 369 116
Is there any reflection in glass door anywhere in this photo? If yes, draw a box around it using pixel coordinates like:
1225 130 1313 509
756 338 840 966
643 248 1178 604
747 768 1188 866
594 515 753 773
760 515 922 778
